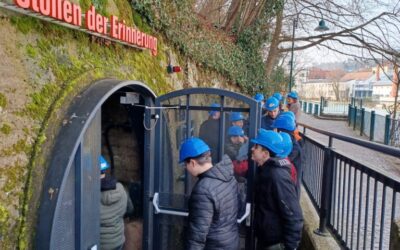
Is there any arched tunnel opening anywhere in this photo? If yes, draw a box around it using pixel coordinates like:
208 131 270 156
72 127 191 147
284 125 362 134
100 88 146 249
36 80 156 250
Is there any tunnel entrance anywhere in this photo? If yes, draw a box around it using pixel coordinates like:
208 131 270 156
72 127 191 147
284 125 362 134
36 80 156 250
101 88 146 250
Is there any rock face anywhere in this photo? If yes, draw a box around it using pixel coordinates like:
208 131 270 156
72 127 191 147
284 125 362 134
0 3 239 248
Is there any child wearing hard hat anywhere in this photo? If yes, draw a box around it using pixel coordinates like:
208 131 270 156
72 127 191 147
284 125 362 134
99 156 132 250
250 129 303 250
179 138 240 249
261 96 280 130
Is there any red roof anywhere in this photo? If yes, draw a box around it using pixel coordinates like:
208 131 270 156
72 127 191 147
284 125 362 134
340 71 373 81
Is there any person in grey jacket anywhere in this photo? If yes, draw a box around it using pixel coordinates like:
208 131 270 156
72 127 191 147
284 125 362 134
99 156 132 250
179 138 240 250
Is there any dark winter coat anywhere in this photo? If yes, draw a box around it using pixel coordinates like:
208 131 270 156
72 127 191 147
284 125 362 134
199 118 220 163
186 155 240 250
261 115 275 130
287 133 303 197
254 157 303 250
225 141 243 161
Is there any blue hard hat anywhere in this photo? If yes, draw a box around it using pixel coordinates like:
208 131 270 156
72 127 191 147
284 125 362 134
273 92 282 101
250 129 284 154
99 156 110 171
230 112 244 122
179 137 210 163
264 97 279 111
272 113 296 131
253 93 265 102
276 132 293 158
287 91 298 99
228 126 245 136
208 103 221 116
279 111 295 120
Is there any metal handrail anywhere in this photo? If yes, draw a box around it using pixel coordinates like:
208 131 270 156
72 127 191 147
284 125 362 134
152 192 251 224
300 123 400 249
298 122 400 157
152 192 189 217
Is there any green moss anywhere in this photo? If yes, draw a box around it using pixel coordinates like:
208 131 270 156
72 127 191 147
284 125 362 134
1 139 30 156
25 83 60 122
22 127 30 136
132 11 152 33
10 16 42 34
26 44 37 58
0 205 11 246
0 93 6 108
1 163 24 193
113 0 134 25
1 123 12 135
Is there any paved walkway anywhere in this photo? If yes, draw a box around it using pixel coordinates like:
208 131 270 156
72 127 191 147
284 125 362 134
299 113 400 180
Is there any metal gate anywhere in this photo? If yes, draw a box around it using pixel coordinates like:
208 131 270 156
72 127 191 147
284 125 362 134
149 88 261 250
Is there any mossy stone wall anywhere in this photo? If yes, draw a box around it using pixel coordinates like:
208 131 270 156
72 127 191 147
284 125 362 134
0 1 238 248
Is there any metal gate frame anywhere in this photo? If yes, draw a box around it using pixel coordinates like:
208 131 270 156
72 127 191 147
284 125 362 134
36 79 156 249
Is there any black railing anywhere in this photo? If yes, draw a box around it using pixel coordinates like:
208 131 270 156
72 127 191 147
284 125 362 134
300 98 348 117
299 123 400 250
348 105 400 147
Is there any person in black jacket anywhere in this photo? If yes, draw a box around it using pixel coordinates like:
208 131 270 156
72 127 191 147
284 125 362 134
250 129 303 250
199 103 221 163
271 112 303 197
179 137 240 250
261 96 280 130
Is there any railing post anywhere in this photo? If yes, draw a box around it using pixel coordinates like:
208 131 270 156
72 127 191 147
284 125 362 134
320 96 324 115
314 145 334 236
348 104 352 126
384 114 391 145
370 111 375 141
353 107 358 130
360 108 365 136
314 104 319 116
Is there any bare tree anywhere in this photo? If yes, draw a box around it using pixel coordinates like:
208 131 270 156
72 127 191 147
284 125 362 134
264 0 400 77
326 69 346 101
194 0 270 33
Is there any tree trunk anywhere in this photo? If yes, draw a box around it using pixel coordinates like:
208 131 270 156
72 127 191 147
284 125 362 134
198 0 224 24
390 67 399 145
237 0 255 33
243 0 267 28
264 9 283 78
224 0 243 32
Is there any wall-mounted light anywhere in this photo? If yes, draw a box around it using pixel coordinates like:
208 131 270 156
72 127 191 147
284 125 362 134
167 64 181 73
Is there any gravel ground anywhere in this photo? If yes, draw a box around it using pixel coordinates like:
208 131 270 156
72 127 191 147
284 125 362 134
298 113 400 181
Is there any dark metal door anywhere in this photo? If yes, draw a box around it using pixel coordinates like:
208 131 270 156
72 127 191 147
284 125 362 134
150 88 261 250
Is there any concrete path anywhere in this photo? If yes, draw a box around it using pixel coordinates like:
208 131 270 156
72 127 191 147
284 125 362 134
299 113 400 181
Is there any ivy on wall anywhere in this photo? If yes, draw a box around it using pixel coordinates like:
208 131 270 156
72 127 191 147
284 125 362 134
132 0 282 95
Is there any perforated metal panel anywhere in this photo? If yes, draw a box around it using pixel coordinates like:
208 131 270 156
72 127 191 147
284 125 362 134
51 153 76 250
80 110 101 248
50 110 101 249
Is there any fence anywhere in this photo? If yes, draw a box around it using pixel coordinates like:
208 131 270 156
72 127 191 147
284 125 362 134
299 123 400 250
348 105 400 147
300 97 348 117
